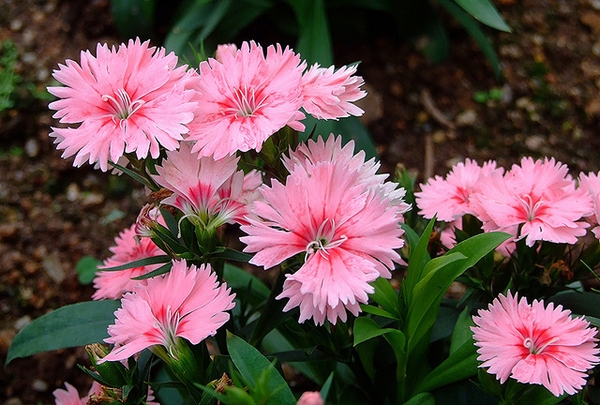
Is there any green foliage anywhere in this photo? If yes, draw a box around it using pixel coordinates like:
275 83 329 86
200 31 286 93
75 255 102 285
5 300 120 364
0 40 20 112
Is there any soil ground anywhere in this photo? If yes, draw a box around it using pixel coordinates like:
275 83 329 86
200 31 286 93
2 0 600 403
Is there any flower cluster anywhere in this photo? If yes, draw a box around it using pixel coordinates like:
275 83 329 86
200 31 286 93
416 157 595 250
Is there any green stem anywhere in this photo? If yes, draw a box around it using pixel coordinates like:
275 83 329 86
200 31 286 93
249 270 287 346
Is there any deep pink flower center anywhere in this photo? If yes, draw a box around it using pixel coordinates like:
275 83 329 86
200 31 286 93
522 334 559 355
305 219 348 261
518 194 545 222
155 305 181 358
102 88 145 121
226 86 267 118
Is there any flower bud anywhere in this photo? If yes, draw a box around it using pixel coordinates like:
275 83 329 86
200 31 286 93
85 343 128 387
297 391 324 405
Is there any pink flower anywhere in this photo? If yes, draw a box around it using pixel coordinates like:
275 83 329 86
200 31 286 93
152 143 261 229
241 138 406 325
100 259 235 362
471 291 599 396
470 157 593 246
93 222 166 300
48 38 197 171
53 381 158 404
297 391 324 405
53 382 89 405
578 171 600 239
187 41 306 159
415 159 502 222
300 64 366 120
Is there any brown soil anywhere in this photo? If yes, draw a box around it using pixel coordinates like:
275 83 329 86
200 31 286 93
2 0 600 403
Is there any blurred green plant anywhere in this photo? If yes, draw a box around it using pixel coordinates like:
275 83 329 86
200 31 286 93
0 40 21 112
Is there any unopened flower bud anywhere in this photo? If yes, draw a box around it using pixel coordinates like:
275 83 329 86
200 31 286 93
297 391 324 405
85 343 128 388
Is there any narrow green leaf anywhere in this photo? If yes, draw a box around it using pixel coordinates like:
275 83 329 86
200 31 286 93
454 0 511 32
359 304 399 320
369 277 401 320
110 0 156 40
223 263 270 299
405 392 435 405
100 255 171 271
131 262 173 280
353 317 403 347
226 332 296 405
403 218 436 304
6 300 120 365
412 339 478 394
284 0 333 66
449 307 475 355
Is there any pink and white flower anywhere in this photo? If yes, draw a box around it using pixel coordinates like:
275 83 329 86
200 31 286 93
93 222 166 300
300 64 365 120
241 137 406 325
415 159 502 222
470 157 593 246
152 143 261 229
472 291 599 396
187 41 306 159
48 38 197 171
100 259 235 362
578 171 600 239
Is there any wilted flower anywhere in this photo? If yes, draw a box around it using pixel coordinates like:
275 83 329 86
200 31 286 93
471 291 599 397
241 136 406 325
93 223 166 300
48 38 197 171
100 259 235 363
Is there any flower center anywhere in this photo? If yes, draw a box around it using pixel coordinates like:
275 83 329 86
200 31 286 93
102 88 145 122
519 194 544 222
228 86 267 118
156 305 181 359
305 219 348 261
523 335 559 354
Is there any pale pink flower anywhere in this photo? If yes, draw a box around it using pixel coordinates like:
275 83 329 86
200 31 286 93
470 157 593 246
241 142 405 325
100 259 235 362
48 38 197 171
54 381 158 405
300 64 366 120
215 43 238 62
187 41 306 159
152 143 261 229
578 171 600 239
53 382 88 405
282 135 410 217
472 291 599 397
297 391 324 405
415 159 502 222
93 223 166 300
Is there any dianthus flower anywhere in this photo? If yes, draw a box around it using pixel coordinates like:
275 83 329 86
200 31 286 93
415 159 502 222
53 381 158 405
470 157 593 246
152 143 261 229
578 171 600 239
48 38 197 171
93 222 166 300
187 41 306 159
471 291 599 397
241 137 406 325
100 259 235 363
300 64 365 120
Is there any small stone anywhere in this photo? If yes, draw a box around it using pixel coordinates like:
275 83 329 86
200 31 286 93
14 315 32 331
455 109 477 127
10 19 23 31
42 250 66 284
582 11 600 34
432 130 446 143
525 135 545 151
66 183 80 202
81 193 104 207
581 59 600 78
24 138 39 158
585 96 600 117
4 398 23 405
356 84 383 125
31 379 48 392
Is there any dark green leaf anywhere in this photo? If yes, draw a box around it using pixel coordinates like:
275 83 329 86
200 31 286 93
454 0 511 32
100 255 171 271
369 277 401 320
226 332 296 405
284 0 333 66
110 0 156 40
6 300 120 365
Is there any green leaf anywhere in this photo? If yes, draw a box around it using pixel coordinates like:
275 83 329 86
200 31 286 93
6 300 120 365
449 307 474 355
283 0 332 66
223 263 270 299
550 290 600 319
99 255 171 271
110 0 156 40
404 392 435 405
403 218 436 304
359 304 398 320
454 0 511 32
412 337 478 394
435 0 504 79
368 277 401 320
226 332 296 405
76 255 101 285
131 262 173 280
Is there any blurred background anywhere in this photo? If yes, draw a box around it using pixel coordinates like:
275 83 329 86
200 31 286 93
1 0 600 402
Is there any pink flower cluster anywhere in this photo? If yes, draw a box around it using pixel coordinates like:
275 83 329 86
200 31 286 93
241 136 409 325
472 291 599 396
48 39 366 170
415 157 598 250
